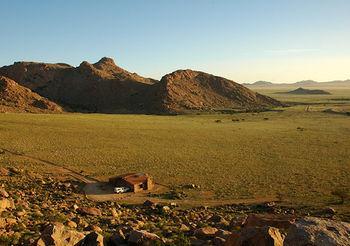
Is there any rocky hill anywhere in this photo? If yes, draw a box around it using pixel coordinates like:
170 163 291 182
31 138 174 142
284 87 331 95
0 62 72 91
0 58 282 114
0 76 63 113
0 58 156 113
150 70 282 113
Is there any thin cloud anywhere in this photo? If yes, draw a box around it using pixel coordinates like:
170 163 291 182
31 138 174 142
264 48 319 54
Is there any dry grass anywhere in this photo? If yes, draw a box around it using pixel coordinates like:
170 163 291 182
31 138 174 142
0 102 349 209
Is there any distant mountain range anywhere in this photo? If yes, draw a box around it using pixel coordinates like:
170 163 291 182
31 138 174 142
243 79 350 88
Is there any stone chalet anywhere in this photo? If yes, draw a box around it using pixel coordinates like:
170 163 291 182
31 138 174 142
108 173 154 193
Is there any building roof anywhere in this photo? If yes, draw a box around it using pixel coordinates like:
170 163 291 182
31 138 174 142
115 173 150 185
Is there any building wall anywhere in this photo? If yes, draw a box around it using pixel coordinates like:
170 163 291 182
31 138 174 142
109 175 154 193
146 178 154 190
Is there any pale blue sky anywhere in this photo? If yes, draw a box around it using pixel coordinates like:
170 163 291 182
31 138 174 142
1 0 349 83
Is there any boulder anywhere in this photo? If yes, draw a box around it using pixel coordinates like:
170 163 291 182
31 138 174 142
84 225 102 233
179 224 190 232
0 188 9 198
128 230 161 245
215 229 232 240
143 199 157 208
77 231 104 246
243 213 295 230
225 226 284 246
77 207 102 216
0 217 7 229
0 198 15 212
162 205 171 213
284 217 350 246
66 221 77 229
194 226 219 239
209 215 229 224
0 167 9 176
72 217 89 228
109 229 126 245
36 222 85 246
229 215 248 229
110 207 121 218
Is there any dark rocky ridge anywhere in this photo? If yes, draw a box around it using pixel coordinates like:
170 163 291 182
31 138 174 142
0 58 282 114
0 76 62 113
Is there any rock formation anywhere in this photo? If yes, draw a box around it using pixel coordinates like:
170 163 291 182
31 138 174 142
0 76 63 113
0 58 282 114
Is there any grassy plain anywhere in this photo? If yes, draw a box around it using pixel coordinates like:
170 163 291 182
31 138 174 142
252 88 350 104
0 89 349 211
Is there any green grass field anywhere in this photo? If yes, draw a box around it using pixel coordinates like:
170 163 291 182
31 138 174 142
0 97 349 208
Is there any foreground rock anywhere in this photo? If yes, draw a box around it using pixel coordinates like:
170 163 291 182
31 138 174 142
225 226 284 246
77 231 104 246
36 222 85 246
1 168 350 245
284 217 350 246
243 213 295 230
77 207 102 216
0 198 15 212
128 230 162 245
194 226 219 239
0 188 9 198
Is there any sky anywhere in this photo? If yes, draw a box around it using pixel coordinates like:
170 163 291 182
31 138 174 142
1 0 350 83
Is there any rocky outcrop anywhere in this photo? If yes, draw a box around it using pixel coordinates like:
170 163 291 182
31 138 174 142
0 59 282 114
0 76 63 113
36 222 85 246
150 69 282 113
225 226 284 246
243 213 295 230
284 217 350 246
0 58 156 113
0 62 72 91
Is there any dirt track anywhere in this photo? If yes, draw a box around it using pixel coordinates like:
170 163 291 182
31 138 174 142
1 148 97 183
1 148 278 206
